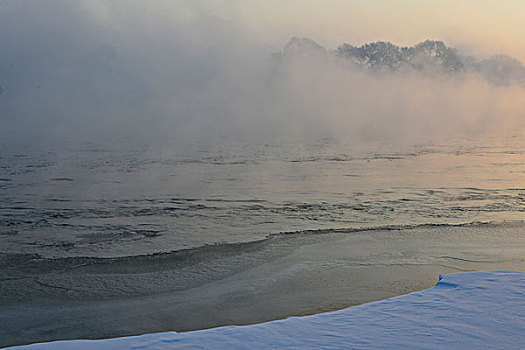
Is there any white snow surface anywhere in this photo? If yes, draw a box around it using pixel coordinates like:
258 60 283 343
10 271 525 350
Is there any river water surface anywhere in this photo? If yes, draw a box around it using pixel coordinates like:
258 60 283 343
1 133 524 258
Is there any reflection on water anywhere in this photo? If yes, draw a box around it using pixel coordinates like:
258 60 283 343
1 134 524 257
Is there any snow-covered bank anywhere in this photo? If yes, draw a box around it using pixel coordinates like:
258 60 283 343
10 271 525 349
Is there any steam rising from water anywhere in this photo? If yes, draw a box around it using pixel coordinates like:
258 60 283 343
1 1 525 146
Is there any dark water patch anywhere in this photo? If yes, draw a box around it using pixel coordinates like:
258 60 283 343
170 197 200 202
205 198 268 203
0 230 18 236
176 159 253 166
135 229 161 237
22 241 76 249
49 177 74 182
93 180 122 184
367 153 406 160
77 230 141 244
4 206 35 210
290 155 353 163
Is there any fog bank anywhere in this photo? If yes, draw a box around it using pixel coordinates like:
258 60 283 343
1 1 525 146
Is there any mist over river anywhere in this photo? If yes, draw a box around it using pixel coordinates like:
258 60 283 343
2 133 524 258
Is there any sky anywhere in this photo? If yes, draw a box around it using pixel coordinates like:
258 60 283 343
80 0 525 59
1 0 524 144
236 0 525 61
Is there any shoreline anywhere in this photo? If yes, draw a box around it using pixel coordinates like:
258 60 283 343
2 222 525 347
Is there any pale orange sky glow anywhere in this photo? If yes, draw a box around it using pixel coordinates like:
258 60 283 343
235 0 525 60
83 1 525 60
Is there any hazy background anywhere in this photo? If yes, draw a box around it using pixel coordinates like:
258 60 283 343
1 0 525 145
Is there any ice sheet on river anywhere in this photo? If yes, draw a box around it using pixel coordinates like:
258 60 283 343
10 271 525 349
